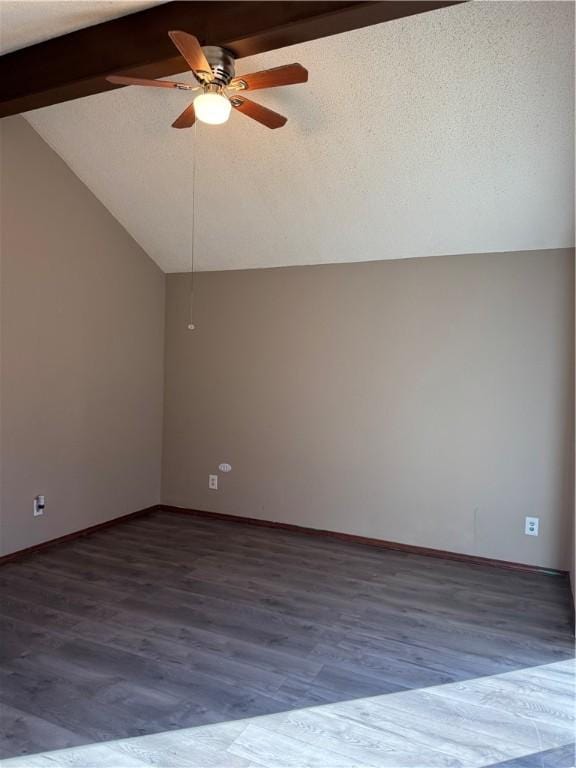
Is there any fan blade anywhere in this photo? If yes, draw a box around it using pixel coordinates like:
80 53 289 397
172 103 196 129
231 96 287 129
230 64 308 92
107 75 193 89
168 31 212 81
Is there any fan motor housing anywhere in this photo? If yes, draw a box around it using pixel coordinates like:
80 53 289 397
201 46 236 86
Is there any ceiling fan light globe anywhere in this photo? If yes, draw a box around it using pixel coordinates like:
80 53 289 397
193 92 231 125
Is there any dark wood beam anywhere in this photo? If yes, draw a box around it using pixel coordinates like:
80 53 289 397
0 1 464 118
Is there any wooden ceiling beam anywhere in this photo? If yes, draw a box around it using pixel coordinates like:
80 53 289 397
0 1 464 118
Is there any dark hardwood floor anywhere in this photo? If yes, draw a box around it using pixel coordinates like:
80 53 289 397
0 510 573 764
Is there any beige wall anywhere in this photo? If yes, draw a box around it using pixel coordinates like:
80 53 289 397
573 252 576 602
2 116 573 573
162 250 574 571
0 116 165 556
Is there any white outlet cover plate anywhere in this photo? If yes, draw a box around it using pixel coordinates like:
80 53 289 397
525 516 539 536
219 463 232 473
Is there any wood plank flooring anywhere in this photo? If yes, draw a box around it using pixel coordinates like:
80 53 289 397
0 510 573 767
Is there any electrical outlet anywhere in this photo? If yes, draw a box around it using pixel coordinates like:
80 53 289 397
33 495 45 517
525 516 539 536
209 474 218 490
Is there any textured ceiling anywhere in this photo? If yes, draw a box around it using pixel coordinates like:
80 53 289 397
0 1 165 54
11 1 576 272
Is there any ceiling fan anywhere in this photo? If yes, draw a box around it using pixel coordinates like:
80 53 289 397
107 31 308 129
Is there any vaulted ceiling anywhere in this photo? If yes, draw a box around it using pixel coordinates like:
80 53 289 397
3 1 574 272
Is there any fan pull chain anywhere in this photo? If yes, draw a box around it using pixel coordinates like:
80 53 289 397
188 120 198 331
